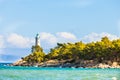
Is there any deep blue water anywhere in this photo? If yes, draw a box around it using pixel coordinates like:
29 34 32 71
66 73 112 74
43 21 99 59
0 63 120 80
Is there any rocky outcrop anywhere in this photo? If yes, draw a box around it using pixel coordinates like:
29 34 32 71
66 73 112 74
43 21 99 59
13 59 120 68
13 59 28 66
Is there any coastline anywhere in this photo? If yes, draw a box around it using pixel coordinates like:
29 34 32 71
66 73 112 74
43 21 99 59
13 59 120 68
12 36 120 69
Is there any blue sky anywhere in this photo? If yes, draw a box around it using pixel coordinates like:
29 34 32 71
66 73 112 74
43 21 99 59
0 0 120 62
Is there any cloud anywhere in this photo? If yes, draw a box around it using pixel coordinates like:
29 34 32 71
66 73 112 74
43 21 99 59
39 32 57 49
81 32 119 43
0 32 119 49
37 32 119 49
56 32 77 44
40 32 77 44
39 32 77 49
40 32 57 45
56 32 77 40
7 33 34 48
0 32 120 62
0 32 74 62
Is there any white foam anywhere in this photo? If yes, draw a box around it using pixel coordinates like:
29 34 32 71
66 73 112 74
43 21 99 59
112 77 117 80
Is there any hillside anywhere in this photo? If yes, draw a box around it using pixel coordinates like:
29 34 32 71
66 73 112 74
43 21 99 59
13 36 120 68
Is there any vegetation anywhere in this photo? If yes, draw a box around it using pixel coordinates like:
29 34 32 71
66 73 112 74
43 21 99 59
46 36 120 62
22 45 45 63
22 36 120 64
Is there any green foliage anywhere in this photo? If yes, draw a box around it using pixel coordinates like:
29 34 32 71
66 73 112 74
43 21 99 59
23 45 45 63
46 36 120 61
23 36 120 63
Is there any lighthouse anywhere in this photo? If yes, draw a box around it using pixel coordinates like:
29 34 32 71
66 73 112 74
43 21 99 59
35 33 40 46
31 34 41 53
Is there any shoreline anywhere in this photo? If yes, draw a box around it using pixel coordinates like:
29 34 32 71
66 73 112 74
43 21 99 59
13 59 120 69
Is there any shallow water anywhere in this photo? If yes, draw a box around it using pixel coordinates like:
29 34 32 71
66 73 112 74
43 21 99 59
0 64 120 80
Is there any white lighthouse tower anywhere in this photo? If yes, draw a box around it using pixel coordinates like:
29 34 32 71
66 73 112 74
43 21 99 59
35 33 40 46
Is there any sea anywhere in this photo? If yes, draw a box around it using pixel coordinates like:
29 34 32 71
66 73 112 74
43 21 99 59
0 63 120 80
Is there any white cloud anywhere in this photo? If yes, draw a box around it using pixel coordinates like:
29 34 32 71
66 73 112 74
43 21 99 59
40 32 57 45
0 32 119 49
0 32 77 50
0 32 119 51
81 32 119 43
56 32 77 40
39 32 77 49
0 32 120 62
40 32 119 48
7 33 34 48
56 32 77 44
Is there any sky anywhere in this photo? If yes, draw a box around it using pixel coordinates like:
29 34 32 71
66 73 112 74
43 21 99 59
0 0 120 62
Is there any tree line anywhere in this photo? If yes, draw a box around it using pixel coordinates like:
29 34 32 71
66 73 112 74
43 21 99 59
23 36 120 63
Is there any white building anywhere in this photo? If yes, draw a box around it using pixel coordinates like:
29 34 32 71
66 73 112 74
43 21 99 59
35 33 40 46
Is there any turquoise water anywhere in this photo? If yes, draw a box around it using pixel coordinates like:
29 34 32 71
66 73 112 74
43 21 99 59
0 64 120 80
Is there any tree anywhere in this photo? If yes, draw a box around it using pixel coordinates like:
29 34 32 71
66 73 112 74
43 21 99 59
23 36 120 64
23 45 45 63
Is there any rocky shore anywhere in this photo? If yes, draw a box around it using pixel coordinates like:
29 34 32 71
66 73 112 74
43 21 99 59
13 59 120 68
